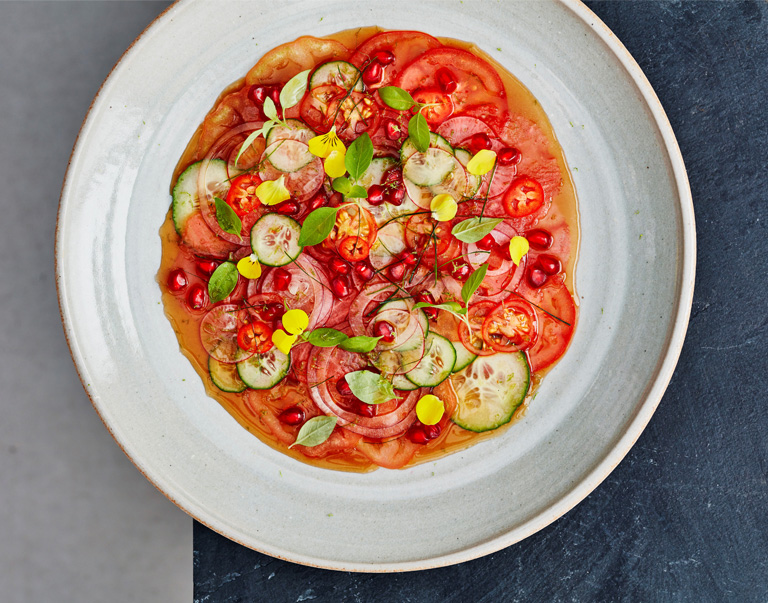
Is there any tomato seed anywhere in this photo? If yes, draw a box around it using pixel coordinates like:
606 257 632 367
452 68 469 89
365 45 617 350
167 268 188 293
279 406 305 426
273 268 292 291
436 67 458 94
538 254 562 275
526 229 553 251
373 50 395 66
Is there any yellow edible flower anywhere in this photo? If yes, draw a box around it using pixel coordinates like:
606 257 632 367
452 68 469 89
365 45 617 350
508 236 530 266
282 308 309 336
324 148 347 178
416 394 445 425
255 175 291 206
308 126 345 158
467 149 497 176
271 329 298 355
430 194 458 222
236 254 262 280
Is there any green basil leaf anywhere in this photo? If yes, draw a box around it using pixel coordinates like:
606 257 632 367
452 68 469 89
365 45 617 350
451 217 503 244
279 69 311 111
338 336 381 353
263 96 278 121
345 370 399 405
332 176 352 195
345 133 373 181
289 415 337 448
208 261 238 303
298 207 339 247
346 185 368 198
304 328 349 347
461 264 489 305
408 112 430 153
413 301 468 316
378 86 416 111
214 197 242 239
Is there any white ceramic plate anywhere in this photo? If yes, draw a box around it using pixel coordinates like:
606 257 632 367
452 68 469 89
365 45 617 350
56 0 695 571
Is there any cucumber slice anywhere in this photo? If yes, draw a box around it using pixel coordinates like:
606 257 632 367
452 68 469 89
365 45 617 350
392 373 419 391
368 221 406 270
358 157 421 226
373 301 429 352
208 357 247 393
403 148 456 187
171 159 228 234
451 341 477 373
265 118 315 146
403 155 468 209
406 333 456 387
250 214 302 267
236 349 291 390
455 148 481 197
400 133 453 163
263 139 314 173
309 60 364 92
451 352 530 432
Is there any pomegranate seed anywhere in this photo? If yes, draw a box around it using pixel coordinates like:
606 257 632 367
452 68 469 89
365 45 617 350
384 186 405 206
195 258 218 277
308 191 328 211
353 261 375 281
451 262 471 281
329 257 350 275
436 67 458 94
424 424 442 439
330 275 351 298
373 50 395 66
498 147 522 166
367 184 385 206
279 406 305 426
167 269 188 293
388 261 406 280
373 321 396 343
273 200 299 216
329 192 344 207
385 119 403 141
407 424 431 444
273 268 292 291
476 234 496 251
248 85 268 105
268 87 281 109
261 302 284 321
528 265 549 288
399 251 417 267
414 292 437 319
355 402 376 418
538 254 562 275
468 133 492 155
186 283 208 311
526 229 553 251
362 63 383 86
336 378 354 397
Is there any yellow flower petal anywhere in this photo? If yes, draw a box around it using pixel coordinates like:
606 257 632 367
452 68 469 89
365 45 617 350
255 175 291 206
282 308 309 335
308 127 345 158
236 254 262 279
430 193 458 222
416 394 445 426
271 329 298 355
467 149 497 176
508 236 530 266
324 148 347 178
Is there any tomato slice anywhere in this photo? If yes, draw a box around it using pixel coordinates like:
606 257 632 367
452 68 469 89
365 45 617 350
405 214 448 254
481 299 538 353
331 204 378 248
226 173 263 216
237 320 274 354
503 176 544 218
338 236 371 262
412 88 454 127
457 301 498 356
299 83 347 133
349 30 442 87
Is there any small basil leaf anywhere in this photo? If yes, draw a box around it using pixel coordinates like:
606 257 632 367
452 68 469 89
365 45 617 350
346 185 368 198
461 264 489 305
304 328 349 347
338 336 382 353
345 370 399 405
332 176 352 195
451 217 503 244
378 86 416 111
289 415 337 448
345 133 373 181
413 301 468 316
263 96 278 121
298 207 339 247
214 197 242 239
279 69 311 111
208 261 239 303
234 122 275 167
408 112 430 153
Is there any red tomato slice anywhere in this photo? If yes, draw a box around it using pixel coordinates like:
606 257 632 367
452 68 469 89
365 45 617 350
331 204 378 249
350 30 442 87
481 299 538 352
237 321 274 354
457 301 498 356
299 83 347 133
245 36 351 86
330 91 381 141
338 236 371 262
404 214 449 255
356 438 421 470
503 176 545 218
412 88 454 127
226 173 263 217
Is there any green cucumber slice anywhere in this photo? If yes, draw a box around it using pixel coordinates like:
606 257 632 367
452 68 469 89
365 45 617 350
405 332 456 387
451 352 530 432
403 148 457 187
171 159 228 234
209 357 247 393
250 214 302 267
309 60 364 92
400 133 453 163
455 148 481 197
403 154 468 209
451 341 477 373
265 118 315 147
263 139 314 173
236 349 291 390
358 157 421 225
392 373 419 391
368 221 407 270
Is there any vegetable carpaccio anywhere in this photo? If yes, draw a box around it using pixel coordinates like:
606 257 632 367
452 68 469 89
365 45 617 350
158 28 579 472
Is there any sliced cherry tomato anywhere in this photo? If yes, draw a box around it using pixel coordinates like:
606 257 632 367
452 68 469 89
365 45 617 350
226 173 263 217
481 299 538 353
237 320 274 354
331 91 381 141
299 83 347 133
457 301 498 357
405 214 449 255
331 204 378 249
338 236 371 262
411 88 454 127
503 176 545 218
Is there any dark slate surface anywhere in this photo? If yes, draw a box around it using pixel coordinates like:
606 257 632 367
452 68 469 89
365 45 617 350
194 2 768 601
